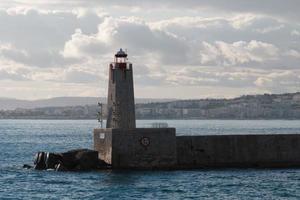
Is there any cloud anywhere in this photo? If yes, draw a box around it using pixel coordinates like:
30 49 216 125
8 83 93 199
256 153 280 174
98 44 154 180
285 50 300 58
62 17 188 65
0 8 103 68
0 43 29 63
200 40 279 66
0 4 299 99
165 66 259 87
0 69 28 81
63 68 100 83
150 15 300 69
1 9 298 70
164 66 300 96
61 29 108 58
1 0 299 21
254 70 300 93
62 14 299 69
291 30 300 36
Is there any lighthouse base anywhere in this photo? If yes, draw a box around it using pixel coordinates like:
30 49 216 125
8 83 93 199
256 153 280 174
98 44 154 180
94 128 177 169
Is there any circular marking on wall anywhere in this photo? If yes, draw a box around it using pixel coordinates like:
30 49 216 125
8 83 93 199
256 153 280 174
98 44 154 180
140 137 150 147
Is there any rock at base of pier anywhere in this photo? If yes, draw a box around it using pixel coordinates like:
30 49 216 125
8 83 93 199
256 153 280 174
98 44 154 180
32 149 109 171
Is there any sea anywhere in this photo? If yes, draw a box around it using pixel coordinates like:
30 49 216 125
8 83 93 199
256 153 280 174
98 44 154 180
0 119 299 199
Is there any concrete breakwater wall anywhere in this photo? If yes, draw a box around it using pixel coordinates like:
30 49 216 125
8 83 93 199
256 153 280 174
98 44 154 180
94 128 300 169
177 134 300 168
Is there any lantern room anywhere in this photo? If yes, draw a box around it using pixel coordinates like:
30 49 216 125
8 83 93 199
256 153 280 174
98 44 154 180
112 48 129 69
114 48 127 63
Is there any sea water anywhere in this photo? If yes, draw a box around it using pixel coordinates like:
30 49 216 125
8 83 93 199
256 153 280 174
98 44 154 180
0 120 299 199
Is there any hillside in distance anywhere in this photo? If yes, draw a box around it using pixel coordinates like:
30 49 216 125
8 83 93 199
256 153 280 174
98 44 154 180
136 92 300 119
0 92 300 120
0 97 175 110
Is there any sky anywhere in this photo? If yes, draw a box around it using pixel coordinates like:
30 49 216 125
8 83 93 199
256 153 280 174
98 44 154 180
0 0 299 100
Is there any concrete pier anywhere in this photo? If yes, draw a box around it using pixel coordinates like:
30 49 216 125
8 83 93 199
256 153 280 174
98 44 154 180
94 132 300 169
176 134 300 168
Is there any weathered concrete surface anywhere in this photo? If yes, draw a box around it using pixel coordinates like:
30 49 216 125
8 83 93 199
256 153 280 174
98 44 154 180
94 128 300 169
94 128 177 169
176 134 300 168
94 129 113 164
106 63 136 129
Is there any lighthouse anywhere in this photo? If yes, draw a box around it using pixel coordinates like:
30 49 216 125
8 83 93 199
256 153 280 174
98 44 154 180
94 49 177 169
106 48 136 129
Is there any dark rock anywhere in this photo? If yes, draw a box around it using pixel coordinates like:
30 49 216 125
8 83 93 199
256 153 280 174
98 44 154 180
34 152 47 170
23 164 32 169
32 149 108 171
62 149 99 170
55 163 67 171
45 153 63 169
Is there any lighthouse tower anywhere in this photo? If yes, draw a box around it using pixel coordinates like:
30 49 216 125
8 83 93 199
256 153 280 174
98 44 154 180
106 48 136 128
94 49 176 169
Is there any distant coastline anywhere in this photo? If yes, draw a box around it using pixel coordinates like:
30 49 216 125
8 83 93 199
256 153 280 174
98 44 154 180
0 92 299 120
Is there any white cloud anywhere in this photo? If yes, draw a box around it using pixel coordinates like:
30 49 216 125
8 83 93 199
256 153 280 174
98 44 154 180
254 77 272 87
0 69 28 81
1 1 299 21
0 8 103 68
63 68 100 83
164 66 300 96
61 29 108 58
230 14 258 29
285 50 300 58
291 30 300 36
200 40 279 66
150 16 227 30
0 43 29 63
254 71 300 93
0 4 299 99
62 17 188 65
254 24 284 34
